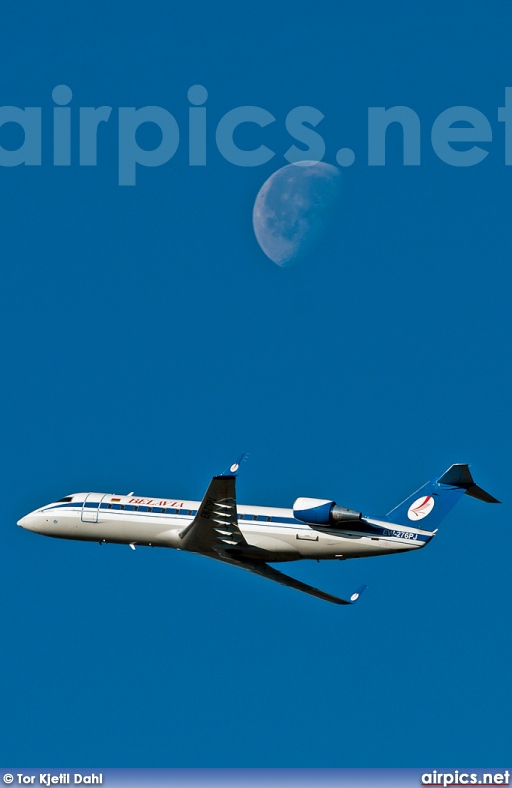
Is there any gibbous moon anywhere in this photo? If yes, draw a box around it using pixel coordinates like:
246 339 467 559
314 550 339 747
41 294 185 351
252 161 342 267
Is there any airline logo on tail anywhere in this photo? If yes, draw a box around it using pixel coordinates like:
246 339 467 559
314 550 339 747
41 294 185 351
407 496 435 520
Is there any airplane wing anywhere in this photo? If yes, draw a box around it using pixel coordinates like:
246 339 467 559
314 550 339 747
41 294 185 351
220 558 367 606
179 455 253 557
180 455 366 605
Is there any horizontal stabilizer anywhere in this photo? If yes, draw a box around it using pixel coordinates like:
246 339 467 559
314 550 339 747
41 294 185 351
437 464 500 503
464 485 500 504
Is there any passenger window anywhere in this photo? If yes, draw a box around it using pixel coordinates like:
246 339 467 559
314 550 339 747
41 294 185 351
266 516 272 522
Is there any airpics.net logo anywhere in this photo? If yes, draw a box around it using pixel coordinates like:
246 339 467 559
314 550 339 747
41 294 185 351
2 84 512 185
421 771 510 787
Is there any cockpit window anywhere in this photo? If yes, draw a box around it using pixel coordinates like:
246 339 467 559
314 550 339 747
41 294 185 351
58 496 73 503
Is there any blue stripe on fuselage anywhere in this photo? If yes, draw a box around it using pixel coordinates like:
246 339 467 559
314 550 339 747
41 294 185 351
40 502 430 542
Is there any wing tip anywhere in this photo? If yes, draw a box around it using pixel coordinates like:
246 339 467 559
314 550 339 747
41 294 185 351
349 584 367 604
220 452 249 477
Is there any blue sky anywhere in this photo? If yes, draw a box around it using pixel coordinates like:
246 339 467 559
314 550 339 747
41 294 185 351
1 0 511 768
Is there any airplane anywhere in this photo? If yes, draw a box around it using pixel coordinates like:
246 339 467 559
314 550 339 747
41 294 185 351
17 458 499 605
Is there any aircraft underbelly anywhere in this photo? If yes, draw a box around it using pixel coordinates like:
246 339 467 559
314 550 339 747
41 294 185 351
215 522 420 561
334 536 420 557
244 533 302 559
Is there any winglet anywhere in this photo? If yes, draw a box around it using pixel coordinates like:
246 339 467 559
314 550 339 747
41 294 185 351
220 453 248 477
349 584 367 604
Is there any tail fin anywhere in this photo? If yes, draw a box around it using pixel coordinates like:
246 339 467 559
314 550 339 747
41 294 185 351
383 464 499 530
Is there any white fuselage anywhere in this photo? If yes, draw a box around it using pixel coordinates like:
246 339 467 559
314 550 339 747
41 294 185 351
17 491 434 562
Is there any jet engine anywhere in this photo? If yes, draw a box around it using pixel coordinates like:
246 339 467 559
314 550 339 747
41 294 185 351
293 497 362 526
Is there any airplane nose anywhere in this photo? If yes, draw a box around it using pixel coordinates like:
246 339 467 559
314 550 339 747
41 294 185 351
17 514 35 530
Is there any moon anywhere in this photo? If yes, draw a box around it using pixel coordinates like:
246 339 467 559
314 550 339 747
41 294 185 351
252 161 342 267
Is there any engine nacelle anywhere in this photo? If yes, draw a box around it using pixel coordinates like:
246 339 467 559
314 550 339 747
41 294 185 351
293 497 362 526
